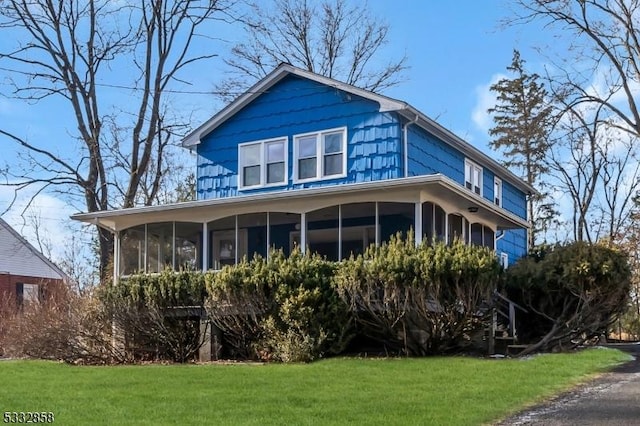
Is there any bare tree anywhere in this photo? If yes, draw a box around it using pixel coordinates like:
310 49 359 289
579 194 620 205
513 0 640 138
0 0 231 279
216 0 407 100
509 0 640 242
547 102 605 242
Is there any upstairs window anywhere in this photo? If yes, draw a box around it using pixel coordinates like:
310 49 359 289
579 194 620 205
494 177 502 207
239 137 287 189
464 159 482 196
294 128 346 182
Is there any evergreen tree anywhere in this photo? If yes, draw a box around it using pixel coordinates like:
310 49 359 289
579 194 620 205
488 50 556 249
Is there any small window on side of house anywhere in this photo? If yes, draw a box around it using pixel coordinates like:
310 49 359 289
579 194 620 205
464 159 482 196
494 177 502 207
500 252 509 269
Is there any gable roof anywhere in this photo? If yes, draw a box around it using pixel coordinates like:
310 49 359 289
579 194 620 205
182 63 536 196
0 217 67 281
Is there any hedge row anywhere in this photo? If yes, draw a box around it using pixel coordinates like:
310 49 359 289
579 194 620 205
104 235 503 362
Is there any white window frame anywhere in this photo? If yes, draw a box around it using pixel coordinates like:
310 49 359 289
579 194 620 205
293 127 347 183
494 177 502 207
238 137 288 189
500 252 509 269
464 159 483 196
22 283 40 304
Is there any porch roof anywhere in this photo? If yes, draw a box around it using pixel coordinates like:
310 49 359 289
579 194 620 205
71 175 530 232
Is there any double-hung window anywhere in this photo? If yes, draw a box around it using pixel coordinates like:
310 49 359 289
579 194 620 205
238 137 287 189
294 128 346 182
494 177 502 207
464 159 482 196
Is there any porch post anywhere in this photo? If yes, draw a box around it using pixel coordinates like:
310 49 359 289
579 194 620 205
144 224 148 273
234 215 239 264
266 212 270 260
444 213 449 245
113 231 120 286
415 202 423 247
375 202 380 246
338 204 343 261
301 212 307 254
172 222 176 269
202 222 208 271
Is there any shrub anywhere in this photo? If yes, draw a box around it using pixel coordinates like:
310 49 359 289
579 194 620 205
0 288 121 364
334 234 501 355
260 249 353 362
504 241 631 355
100 269 208 362
206 249 353 362
205 255 277 360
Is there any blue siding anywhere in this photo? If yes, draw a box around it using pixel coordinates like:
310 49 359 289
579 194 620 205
197 75 402 199
497 229 527 266
193 71 530 262
482 168 494 203
501 180 527 219
406 124 464 184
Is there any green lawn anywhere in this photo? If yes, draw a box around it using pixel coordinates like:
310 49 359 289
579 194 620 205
0 348 630 425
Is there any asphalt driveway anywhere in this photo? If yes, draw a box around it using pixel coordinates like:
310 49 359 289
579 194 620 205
496 343 640 425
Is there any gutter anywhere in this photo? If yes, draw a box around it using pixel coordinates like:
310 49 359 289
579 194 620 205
402 113 420 178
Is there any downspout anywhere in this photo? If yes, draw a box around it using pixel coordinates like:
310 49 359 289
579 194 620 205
402 113 420 178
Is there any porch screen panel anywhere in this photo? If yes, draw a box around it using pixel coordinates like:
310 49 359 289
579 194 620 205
268 212 300 256
434 204 446 242
147 222 173 273
448 214 464 243
483 226 495 250
422 202 434 243
175 222 201 270
238 213 268 260
378 202 415 244
307 206 339 261
470 223 483 246
208 216 237 270
340 202 376 258
120 225 145 275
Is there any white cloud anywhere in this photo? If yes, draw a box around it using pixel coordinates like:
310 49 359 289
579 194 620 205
471 73 506 135
0 184 80 263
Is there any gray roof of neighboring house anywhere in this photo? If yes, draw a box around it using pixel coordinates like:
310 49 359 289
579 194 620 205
0 217 67 281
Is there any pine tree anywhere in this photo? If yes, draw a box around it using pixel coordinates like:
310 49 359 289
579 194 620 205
488 50 556 250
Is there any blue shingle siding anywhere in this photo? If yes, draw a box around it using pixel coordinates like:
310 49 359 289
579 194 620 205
193 70 530 262
501 180 527 219
196 75 403 199
483 168 494 203
406 124 465 184
497 228 527 266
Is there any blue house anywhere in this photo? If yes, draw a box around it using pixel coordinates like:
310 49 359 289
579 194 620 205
72 64 532 281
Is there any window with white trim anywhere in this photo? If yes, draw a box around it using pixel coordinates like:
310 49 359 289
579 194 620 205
238 137 287 189
464 159 482 195
494 177 502 207
500 252 509 269
294 128 346 182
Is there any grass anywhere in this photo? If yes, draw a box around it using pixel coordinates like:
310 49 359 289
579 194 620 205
0 348 631 425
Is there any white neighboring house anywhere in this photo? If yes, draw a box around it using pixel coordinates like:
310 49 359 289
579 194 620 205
0 218 67 307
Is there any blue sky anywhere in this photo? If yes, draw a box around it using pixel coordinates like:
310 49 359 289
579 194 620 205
0 1 554 260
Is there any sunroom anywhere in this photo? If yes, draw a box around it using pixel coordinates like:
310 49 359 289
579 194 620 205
72 175 528 284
